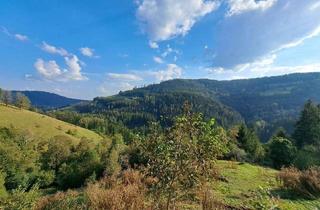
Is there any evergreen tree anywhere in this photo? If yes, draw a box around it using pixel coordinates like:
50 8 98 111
293 100 320 148
236 124 264 162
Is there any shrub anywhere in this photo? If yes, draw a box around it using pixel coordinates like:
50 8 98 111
35 190 86 210
278 167 320 199
268 137 297 169
85 170 146 210
1 185 40 210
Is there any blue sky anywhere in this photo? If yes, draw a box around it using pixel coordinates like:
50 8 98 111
1 0 320 99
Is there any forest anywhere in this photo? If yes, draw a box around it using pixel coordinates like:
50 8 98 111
0 74 320 209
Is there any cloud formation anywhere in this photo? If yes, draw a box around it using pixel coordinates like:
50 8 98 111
136 0 219 41
212 0 320 69
80 47 98 58
34 55 87 81
100 63 183 95
41 42 69 56
226 0 277 16
14 34 28 41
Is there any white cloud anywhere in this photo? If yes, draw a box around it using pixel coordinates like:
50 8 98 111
274 25 320 52
41 42 69 56
136 0 219 41
80 47 96 57
150 64 183 81
34 59 62 80
64 55 88 81
207 52 320 80
34 55 87 81
14 34 28 41
227 0 277 16
107 73 143 81
149 41 159 49
153 56 164 64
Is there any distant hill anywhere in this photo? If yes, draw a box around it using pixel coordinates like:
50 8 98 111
0 104 102 144
70 72 320 141
11 91 85 110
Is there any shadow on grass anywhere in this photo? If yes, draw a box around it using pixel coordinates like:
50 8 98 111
271 188 318 201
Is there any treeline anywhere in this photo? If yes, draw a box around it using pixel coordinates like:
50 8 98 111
0 88 31 110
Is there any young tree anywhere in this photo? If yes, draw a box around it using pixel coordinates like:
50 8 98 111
142 107 228 209
268 137 297 169
2 91 11 106
236 124 264 162
293 100 320 148
15 93 31 109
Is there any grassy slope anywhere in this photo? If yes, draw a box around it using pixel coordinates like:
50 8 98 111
214 161 320 210
0 105 102 143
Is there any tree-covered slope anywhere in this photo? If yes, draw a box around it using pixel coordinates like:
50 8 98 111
69 73 320 140
11 91 85 110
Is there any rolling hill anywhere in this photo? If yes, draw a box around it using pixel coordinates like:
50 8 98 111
0 104 102 143
69 73 320 141
11 91 85 110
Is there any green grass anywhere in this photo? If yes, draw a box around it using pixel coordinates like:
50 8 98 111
0 104 103 144
214 161 320 210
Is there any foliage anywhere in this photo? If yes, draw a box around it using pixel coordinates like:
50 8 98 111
103 134 126 176
55 138 103 189
293 100 320 148
247 187 280 210
0 185 40 210
15 93 31 110
35 191 86 210
236 124 265 162
141 107 228 209
268 137 297 169
294 145 320 170
0 172 7 199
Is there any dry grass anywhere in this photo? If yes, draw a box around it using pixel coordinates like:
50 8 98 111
85 170 147 210
278 167 320 199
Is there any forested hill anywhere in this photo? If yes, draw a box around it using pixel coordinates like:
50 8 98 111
12 91 85 110
70 73 320 140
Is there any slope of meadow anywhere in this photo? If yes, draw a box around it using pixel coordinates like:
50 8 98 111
0 105 102 143
214 161 320 210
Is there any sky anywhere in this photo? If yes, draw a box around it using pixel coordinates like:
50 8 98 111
1 0 320 99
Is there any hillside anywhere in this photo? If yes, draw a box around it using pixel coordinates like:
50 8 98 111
11 91 85 110
69 73 320 141
213 161 320 210
0 105 102 143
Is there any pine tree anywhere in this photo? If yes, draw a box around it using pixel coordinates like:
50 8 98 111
293 100 320 148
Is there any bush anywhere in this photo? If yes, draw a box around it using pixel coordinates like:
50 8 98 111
35 190 86 210
268 137 297 169
0 185 40 210
85 170 146 210
278 167 320 199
